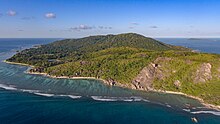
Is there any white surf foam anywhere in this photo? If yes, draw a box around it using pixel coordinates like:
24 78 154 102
191 111 220 116
91 96 147 102
131 97 143 101
166 104 172 108
183 109 191 112
195 107 207 109
34 92 55 97
20 89 39 93
91 96 118 101
31 92 82 99
56 94 81 99
0 84 81 99
0 84 17 90
67 95 81 99
123 99 133 102
142 99 150 102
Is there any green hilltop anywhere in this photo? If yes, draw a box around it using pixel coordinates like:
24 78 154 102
7 33 220 106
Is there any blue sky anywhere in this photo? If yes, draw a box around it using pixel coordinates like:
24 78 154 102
0 0 220 38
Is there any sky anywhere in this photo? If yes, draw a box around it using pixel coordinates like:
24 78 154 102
0 0 220 38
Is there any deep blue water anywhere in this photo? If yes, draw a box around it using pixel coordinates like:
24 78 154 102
0 38 220 124
157 38 220 54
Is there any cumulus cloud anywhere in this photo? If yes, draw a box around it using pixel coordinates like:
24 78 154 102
7 10 17 16
45 13 56 19
70 25 112 31
149 26 158 28
78 24 93 30
70 25 94 31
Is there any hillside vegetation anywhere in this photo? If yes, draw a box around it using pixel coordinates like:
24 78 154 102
7 33 220 105
7 33 187 67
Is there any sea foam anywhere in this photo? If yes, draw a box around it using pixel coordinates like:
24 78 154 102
34 92 55 97
34 93 82 99
91 96 147 102
67 95 82 99
56 94 81 99
0 84 81 99
0 84 17 90
191 111 220 116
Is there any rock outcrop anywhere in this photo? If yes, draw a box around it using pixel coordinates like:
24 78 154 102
193 63 212 83
132 63 157 90
174 80 181 88
132 57 170 90
132 59 214 90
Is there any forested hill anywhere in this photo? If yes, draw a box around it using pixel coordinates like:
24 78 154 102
45 33 185 53
7 33 188 67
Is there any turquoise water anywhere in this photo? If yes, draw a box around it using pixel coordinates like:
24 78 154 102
0 38 220 124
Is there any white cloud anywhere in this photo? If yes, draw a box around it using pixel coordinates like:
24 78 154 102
7 10 17 16
79 24 93 29
45 13 56 19
70 25 94 31
70 25 112 31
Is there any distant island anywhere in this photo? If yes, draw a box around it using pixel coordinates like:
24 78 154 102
188 38 203 40
5 33 220 109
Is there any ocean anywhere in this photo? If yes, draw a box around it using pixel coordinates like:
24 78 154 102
0 38 220 124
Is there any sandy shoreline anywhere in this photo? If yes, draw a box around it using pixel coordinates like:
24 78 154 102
3 60 35 67
3 60 220 111
27 71 108 83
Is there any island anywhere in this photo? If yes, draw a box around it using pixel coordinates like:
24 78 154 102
188 38 203 40
5 33 220 110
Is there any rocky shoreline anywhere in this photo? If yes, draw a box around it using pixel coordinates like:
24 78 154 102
3 60 220 111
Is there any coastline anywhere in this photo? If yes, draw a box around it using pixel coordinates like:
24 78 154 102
3 60 220 111
3 60 35 68
153 90 220 111
26 71 108 84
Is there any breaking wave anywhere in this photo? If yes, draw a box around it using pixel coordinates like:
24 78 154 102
91 96 149 102
0 83 81 99
0 84 17 90
34 92 55 97
56 94 82 99
191 110 220 116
